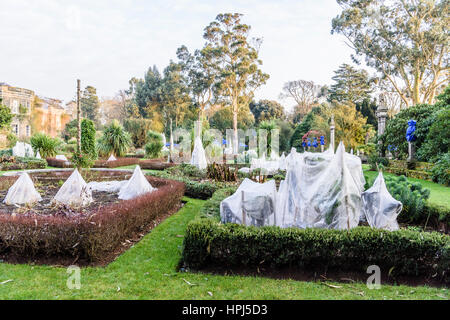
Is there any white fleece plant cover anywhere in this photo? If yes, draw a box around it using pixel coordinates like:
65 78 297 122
107 154 117 162
250 154 280 175
279 153 287 171
87 180 127 193
56 155 69 161
35 151 42 159
53 169 93 207
12 142 34 158
3 172 42 205
221 178 277 227
190 136 208 170
118 165 155 200
276 142 365 230
361 172 403 231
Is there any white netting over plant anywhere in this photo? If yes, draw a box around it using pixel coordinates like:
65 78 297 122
35 151 42 159
12 142 34 158
362 172 403 231
53 169 93 207
277 142 365 230
221 178 277 227
107 154 117 162
118 165 155 200
3 172 42 205
279 153 287 171
250 155 280 175
190 136 208 170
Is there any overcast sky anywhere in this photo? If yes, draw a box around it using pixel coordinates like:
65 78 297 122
0 0 356 109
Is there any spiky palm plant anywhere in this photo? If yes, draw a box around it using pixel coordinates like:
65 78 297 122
97 120 132 157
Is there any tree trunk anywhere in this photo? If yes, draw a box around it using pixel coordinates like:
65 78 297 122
232 98 238 155
77 79 81 154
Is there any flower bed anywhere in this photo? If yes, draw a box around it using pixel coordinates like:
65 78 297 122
0 170 185 264
94 157 141 168
0 157 47 171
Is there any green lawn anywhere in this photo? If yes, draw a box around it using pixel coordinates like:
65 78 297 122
0 197 447 300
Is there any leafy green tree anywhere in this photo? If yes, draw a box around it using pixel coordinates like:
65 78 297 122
290 108 320 151
356 98 378 128
0 99 13 130
203 13 270 153
177 45 216 120
313 102 368 150
382 103 442 160
332 0 449 106
97 120 132 157
123 118 153 148
145 130 164 159
81 119 97 160
81 86 100 126
275 119 295 154
209 104 255 133
134 67 162 119
328 63 372 105
61 119 78 142
249 100 285 125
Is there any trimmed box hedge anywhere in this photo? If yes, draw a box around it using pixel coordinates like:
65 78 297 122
181 219 450 283
94 157 141 168
140 159 176 171
46 157 72 168
0 173 185 262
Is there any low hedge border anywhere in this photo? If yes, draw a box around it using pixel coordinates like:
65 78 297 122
140 159 176 171
94 157 141 168
0 157 47 171
46 158 72 168
0 174 185 262
181 219 450 283
384 167 432 181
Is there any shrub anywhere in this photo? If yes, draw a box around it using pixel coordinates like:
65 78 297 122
94 158 140 168
201 187 237 220
431 153 450 186
368 154 389 171
71 151 94 169
382 103 444 160
0 175 185 262
81 119 97 160
140 159 175 171
166 163 206 179
181 219 450 282
123 118 153 148
145 130 164 159
207 163 238 182
30 133 59 158
97 120 132 157
46 158 72 168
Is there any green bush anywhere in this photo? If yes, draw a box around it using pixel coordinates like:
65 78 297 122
145 131 164 159
97 120 132 157
81 119 97 160
201 187 237 220
431 153 450 186
181 219 450 282
382 103 444 161
166 163 206 179
30 133 59 158
368 154 389 171
123 118 153 148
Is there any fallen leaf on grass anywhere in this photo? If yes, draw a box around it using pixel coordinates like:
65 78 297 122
322 283 342 289
183 278 197 286
208 292 213 297
0 280 13 285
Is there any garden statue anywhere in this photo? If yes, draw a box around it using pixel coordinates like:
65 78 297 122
376 93 388 156
320 136 325 152
330 115 335 152
406 119 417 162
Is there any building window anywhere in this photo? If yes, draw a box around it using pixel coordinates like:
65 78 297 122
12 124 19 135
12 100 19 113
26 125 31 137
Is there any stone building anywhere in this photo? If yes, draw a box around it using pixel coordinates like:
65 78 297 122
0 82 33 138
0 83 71 143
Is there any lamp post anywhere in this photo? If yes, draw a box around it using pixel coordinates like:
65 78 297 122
376 93 388 156
330 115 335 153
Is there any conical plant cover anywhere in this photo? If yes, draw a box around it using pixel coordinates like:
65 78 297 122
53 169 93 207
56 155 69 161
118 165 155 200
107 154 117 162
190 136 208 170
35 151 42 159
3 172 42 205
